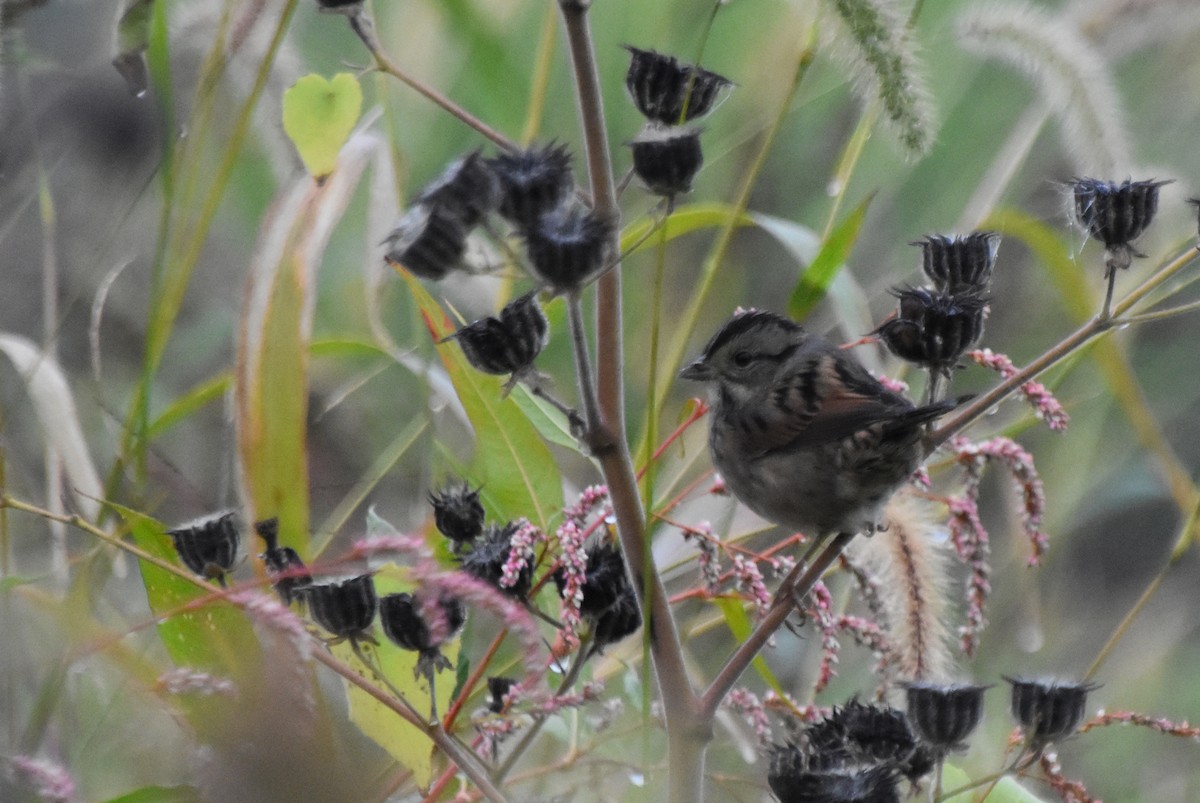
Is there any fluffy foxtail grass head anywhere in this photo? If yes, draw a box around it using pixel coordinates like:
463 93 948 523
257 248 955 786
824 0 936 158
956 2 1131 176
847 489 952 682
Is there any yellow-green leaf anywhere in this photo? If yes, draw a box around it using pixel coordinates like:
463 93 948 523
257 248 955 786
621 202 755 255
714 598 786 698
401 274 563 527
282 73 363 181
788 193 874 320
336 564 458 789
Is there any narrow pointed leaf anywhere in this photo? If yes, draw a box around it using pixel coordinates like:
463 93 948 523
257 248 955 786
787 194 874 320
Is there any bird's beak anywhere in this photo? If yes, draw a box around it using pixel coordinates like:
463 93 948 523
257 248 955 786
679 358 713 382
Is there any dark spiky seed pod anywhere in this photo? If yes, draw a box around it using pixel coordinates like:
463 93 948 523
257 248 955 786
383 203 468 280
766 748 901 803
458 522 531 600
428 482 486 548
553 542 632 616
487 676 516 713
488 144 574 231
524 206 614 293
1005 677 1096 746
913 232 1000 296
168 512 240 587
590 588 641 653
805 700 919 770
903 682 989 753
379 592 465 654
301 574 378 643
875 287 987 375
629 125 704 197
623 46 733 125
417 150 500 230
1072 178 1171 273
254 518 312 604
445 291 548 382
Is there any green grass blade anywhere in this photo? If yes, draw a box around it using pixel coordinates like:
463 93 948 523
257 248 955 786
788 193 874 320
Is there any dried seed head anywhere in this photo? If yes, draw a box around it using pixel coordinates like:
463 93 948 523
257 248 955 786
805 701 920 771
913 232 1000 296
487 676 516 713
623 46 732 125
524 206 614 293
554 542 630 616
766 749 901 803
458 522 532 600
299 574 378 643
488 143 575 231
629 125 704 197
428 481 486 549
1072 178 1172 272
903 682 988 753
168 511 240 586
379 592 465 655
254 518 312 605
417 150 501 230
590 588 641 653
445 291 548 385
875 287 987 375
1005 677 1096 746
383 204 468 280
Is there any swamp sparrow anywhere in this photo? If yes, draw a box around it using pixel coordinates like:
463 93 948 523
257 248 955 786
681 310 957 538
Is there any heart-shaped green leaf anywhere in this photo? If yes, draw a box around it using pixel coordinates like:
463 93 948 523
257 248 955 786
282 73 362 181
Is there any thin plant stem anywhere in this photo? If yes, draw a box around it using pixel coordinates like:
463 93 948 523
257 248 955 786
556 5 706 801
346 8 515 151
566 294 604 443
701 532 852 718
493 641 590 782
557 0 623 430
929 245 1200 448
641 223 670 513
119 0 299 479
520 3 559 145
1120 298 1200 325
313 648 510 803
1083 494 1200 683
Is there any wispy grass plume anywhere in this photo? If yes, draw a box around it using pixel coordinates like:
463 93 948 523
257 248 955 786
850 490 952 681
958 2 1131 176
823 0 935 157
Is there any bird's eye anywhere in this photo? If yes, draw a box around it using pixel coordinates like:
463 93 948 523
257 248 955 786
732 351 752 368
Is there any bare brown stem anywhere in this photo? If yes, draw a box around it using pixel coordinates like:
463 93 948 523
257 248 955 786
556 4 707 801
346 9 515 152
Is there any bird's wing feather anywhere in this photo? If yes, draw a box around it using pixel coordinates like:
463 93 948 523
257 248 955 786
757 352 914 454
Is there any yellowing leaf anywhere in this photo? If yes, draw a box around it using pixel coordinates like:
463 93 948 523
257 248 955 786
335 564 459 789
282 73 363 181
401 274 564 526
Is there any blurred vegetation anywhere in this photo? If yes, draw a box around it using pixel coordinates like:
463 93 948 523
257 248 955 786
2 0 1200 800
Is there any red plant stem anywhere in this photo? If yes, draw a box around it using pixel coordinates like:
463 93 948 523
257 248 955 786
443 628 509 731
636 399 710 480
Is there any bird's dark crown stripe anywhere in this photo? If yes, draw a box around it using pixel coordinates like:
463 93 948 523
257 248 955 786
702 310 802 358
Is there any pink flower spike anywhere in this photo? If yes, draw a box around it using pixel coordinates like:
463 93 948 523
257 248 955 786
726 688 772 745
229 590 312 660
157 668 237 697
970 349 1069 432
10 756 76 803
500 519 541 590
